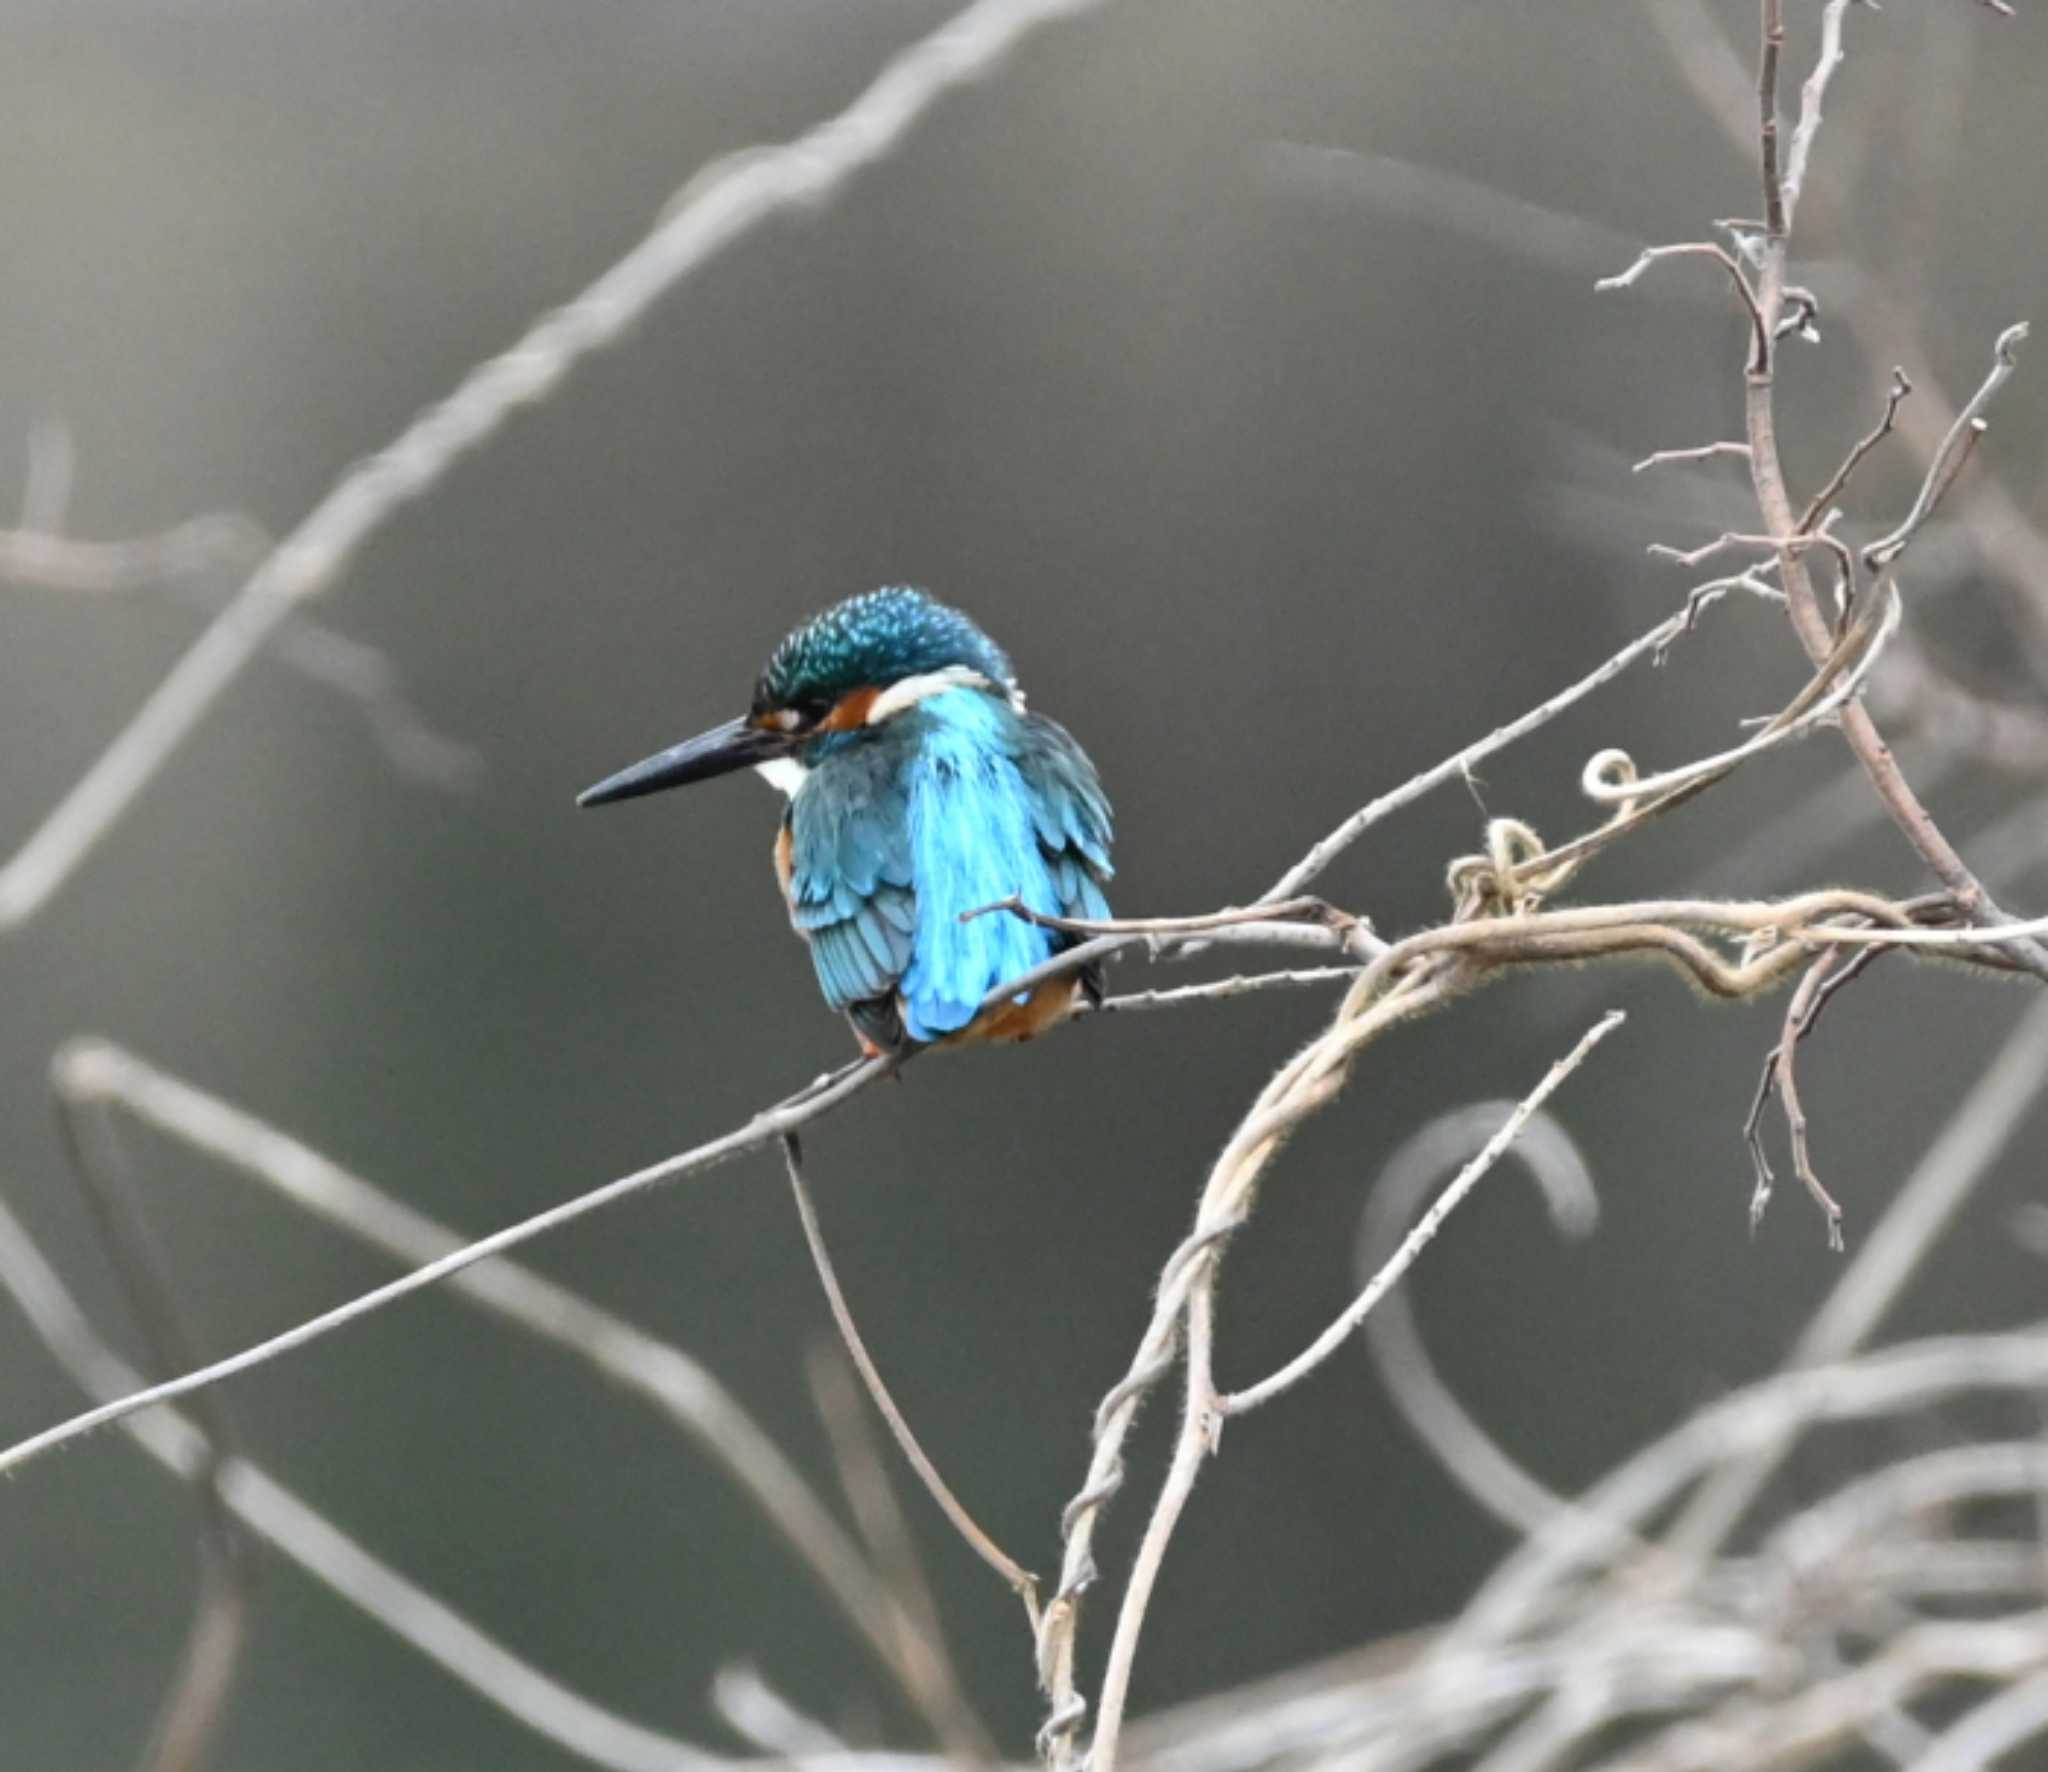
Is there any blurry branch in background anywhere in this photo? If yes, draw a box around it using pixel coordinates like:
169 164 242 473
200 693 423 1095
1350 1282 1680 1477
803 1342 994 1765
0 422 479 791
0 0 1114 933
54 1080 255 1772
1218 1012 1626 1418
0 1194 739 1772
36 1040 977 1754
1355 1102 1604 1540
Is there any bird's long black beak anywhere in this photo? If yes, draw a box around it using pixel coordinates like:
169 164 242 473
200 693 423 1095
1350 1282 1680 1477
577 716 790 807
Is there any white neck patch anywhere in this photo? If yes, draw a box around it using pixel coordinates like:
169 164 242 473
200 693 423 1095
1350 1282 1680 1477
754 755 809 798
867 666 1019 723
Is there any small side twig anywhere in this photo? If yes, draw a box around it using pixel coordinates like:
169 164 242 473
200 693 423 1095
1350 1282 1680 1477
1743 945 1888 1247
1799 367 1912 533
1865 323 2030 571
1633 440 1753 473
781 1135 1041 1626
1598 241 1770 368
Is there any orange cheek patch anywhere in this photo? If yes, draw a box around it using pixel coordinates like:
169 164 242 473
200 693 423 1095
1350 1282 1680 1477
818 686 880 731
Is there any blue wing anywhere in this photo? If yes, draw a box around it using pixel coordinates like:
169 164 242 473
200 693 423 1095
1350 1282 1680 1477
786 728 920 1033
788 695 1113 1046
1013 710 1115 929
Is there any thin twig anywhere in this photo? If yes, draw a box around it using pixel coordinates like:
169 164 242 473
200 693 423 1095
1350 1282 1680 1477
1598 241 1770 366
1865 323 2031 570
1633 440 1753 473
782 1135 1040 1622
965 893 1366 946
1743 944 1886 1241
1798 367 1911 532
1259 597 1733 905
1670 990 2048 1562
0 1052 890 1480
1358 1104 1609 1539
1086 967 1357 1014
1221 1012 1625 1415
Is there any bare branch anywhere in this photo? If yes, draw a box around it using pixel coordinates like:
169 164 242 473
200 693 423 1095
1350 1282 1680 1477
1865 322 2031 571
802 1344 992 1766
1221 1012 1624 1415
1798 366 1911 532
1261 598 1734 905
1597 240 1769 366
1671 990 2048 1561
782 1134 1040 1620
1087 967 1357 1015
1632 440 1752 473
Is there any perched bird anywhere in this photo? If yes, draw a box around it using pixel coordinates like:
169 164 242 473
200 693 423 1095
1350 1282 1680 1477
579 587 1114 1054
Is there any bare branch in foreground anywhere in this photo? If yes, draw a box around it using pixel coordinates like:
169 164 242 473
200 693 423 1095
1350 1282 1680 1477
783 1134 1040 1620
1257 594 1737 905
1222 1011 1624 1415
0 0 1113 933
1596 240 1770 366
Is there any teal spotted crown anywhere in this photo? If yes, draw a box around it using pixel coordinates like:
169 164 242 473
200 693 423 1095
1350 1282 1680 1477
752 587 1016 716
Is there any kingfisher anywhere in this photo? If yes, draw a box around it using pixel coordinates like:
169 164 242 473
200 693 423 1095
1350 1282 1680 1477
578 587 1114 1055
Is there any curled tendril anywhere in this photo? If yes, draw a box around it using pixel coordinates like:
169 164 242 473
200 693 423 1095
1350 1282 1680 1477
1580 747 1644 808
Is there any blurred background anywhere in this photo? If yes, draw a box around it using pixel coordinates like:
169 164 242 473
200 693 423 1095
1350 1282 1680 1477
3 1 2046 1765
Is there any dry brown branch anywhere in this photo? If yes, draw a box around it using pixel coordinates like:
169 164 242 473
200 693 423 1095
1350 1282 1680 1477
1741 946 1881 1246
1671 989 2048 1563
1738 2 2048 983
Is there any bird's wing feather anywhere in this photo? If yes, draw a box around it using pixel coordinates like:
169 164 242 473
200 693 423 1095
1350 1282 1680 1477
787 729 918 1015
788 701 1114 1042
1014 710 1115 923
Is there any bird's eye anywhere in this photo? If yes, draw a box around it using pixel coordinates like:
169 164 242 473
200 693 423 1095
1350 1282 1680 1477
767 706 806 732
791 697 833 728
